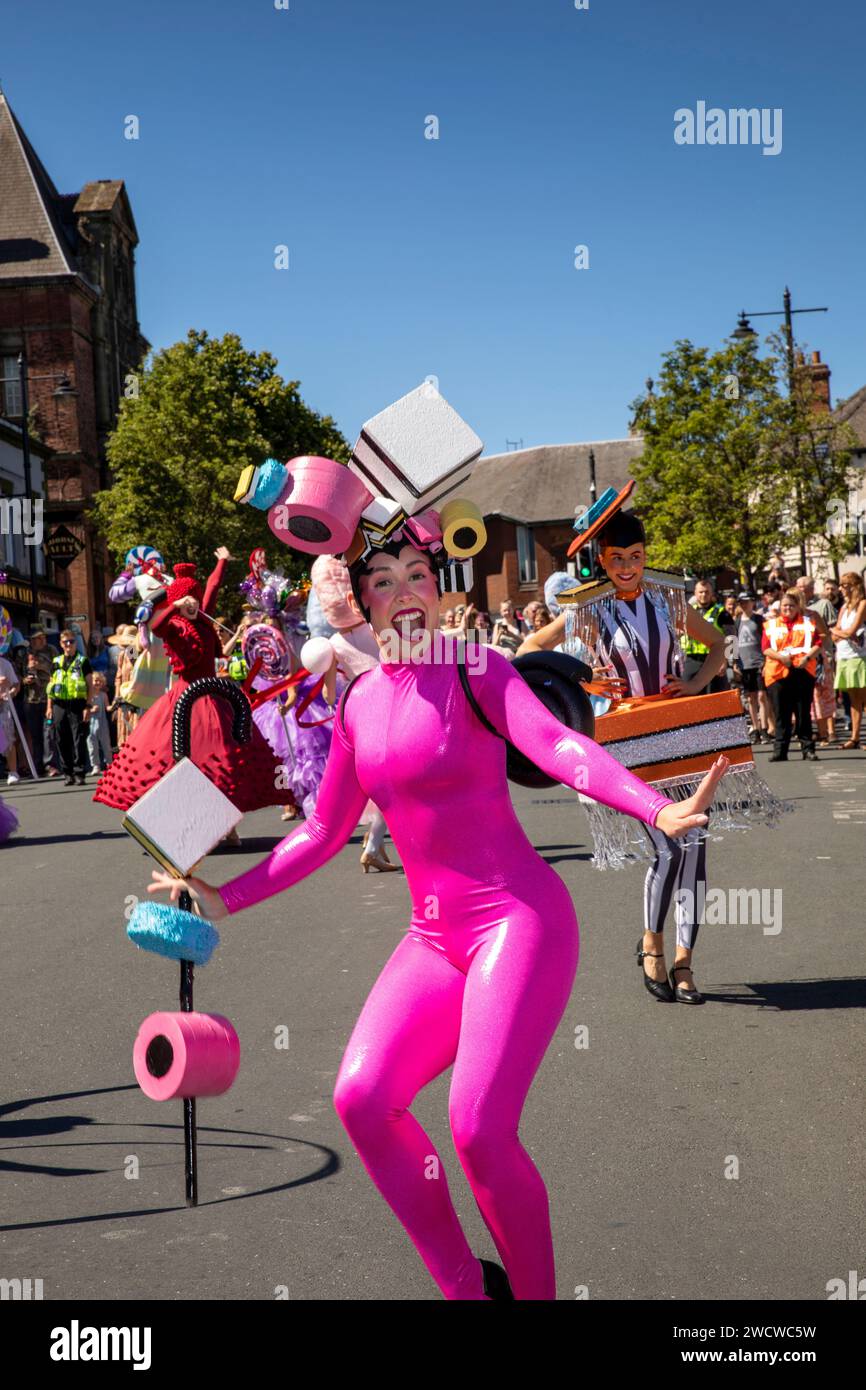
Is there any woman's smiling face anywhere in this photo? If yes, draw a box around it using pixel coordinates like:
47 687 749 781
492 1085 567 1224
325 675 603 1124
599 542 646 592
356 545 440 650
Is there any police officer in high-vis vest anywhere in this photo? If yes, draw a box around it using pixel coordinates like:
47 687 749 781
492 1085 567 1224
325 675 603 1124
227 651 249 682
45 630 93 785
681 579 735 693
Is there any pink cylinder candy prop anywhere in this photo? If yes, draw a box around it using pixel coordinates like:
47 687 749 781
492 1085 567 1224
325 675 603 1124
133 1011 240 1101
268 456 372 555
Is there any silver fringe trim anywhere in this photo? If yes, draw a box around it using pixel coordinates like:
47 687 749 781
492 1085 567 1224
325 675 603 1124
562 571 689 650
580 762 795 872
643 577 689 635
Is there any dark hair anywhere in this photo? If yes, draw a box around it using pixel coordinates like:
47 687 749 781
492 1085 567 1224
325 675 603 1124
348 537 444 621
596 510 646 550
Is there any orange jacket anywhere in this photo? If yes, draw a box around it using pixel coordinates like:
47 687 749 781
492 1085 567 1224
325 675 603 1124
762 614 818 686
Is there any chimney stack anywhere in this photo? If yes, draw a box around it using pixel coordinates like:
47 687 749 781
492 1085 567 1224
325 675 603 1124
795 349 831 413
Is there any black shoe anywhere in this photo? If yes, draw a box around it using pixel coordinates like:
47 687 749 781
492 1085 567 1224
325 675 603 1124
636 939 674 1002
63 775 76 786
479 1258 514 1301
768 753 788 762
670 963 705 1005
802 751 819 761
75 775 86 785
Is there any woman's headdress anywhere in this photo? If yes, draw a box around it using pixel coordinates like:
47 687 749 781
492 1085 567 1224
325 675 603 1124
233 383 487 598
166 563 203 604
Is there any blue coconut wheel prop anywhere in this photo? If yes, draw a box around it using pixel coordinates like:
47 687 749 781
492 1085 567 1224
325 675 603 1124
127 901 219 966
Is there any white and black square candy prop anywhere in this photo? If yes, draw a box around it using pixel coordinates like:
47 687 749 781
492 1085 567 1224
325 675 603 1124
349 383 483 516
123 758 242 878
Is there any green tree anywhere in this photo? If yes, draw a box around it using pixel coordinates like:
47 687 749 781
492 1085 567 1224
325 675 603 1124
90 330 348 616
629 335 859 586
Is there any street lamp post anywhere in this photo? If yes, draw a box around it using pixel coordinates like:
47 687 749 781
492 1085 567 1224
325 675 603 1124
732 289 828 573
14 349 78 629
15 351 39 627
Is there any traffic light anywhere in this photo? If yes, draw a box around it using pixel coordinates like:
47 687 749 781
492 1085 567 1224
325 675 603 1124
577 545 594 580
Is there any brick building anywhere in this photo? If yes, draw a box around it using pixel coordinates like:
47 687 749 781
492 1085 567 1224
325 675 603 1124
0 91 148 638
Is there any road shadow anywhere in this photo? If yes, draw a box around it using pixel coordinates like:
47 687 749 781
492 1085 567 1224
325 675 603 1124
703 977 866 1009
0 1083 338 1229
0 831 128 848
534 842 594 865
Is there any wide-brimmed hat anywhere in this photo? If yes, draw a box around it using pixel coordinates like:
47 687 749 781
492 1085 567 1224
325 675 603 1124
108 624 138 646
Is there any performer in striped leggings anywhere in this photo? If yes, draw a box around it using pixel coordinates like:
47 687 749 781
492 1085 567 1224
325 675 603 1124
521 506 729 1004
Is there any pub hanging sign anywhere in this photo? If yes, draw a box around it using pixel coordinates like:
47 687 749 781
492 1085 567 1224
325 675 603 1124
43 525 84 569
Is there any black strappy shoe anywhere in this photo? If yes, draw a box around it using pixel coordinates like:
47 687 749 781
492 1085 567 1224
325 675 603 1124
669 962 704 1005
480 1258 515 1300
636 939 674 1002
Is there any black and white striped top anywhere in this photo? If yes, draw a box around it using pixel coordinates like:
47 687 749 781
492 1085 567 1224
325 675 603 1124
595 592 682 698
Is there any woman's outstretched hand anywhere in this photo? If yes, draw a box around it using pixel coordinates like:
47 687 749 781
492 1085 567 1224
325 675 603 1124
147 870 229 922
653 754 730 838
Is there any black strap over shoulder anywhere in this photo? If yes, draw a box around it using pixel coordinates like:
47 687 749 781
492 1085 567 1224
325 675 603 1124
456 646 504 740
337 671 368 735
456 643 596 789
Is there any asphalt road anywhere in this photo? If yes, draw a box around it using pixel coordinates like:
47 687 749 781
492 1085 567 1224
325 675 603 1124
1 743 864 1301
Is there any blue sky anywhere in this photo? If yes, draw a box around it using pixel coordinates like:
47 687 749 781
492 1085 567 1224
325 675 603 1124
5 0 864 454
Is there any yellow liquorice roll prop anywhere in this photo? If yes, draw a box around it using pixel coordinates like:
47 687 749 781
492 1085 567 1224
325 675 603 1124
439 497 487 559
583 691 792 870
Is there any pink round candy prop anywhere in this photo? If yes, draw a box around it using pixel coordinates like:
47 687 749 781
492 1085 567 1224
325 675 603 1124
268 456 372 556
133 1011 240 1101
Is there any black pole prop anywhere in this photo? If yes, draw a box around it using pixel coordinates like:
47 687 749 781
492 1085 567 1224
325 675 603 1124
178 902 197 1209
168 678 252 1208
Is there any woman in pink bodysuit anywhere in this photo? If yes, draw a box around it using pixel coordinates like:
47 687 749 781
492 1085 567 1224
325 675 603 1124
149 540 727 1301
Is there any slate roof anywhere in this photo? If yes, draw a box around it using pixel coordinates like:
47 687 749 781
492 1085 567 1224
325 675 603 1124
0 93 138 282
0 93 79 276
461 437 645 524
834 384 866 449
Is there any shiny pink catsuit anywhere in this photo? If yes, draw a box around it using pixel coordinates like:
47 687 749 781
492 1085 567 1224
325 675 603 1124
219 643 672 1300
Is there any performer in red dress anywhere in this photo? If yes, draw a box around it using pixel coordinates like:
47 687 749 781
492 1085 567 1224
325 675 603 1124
94 547 290 813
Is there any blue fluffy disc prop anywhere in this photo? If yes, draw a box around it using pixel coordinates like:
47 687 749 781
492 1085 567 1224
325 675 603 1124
127 901 219 965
